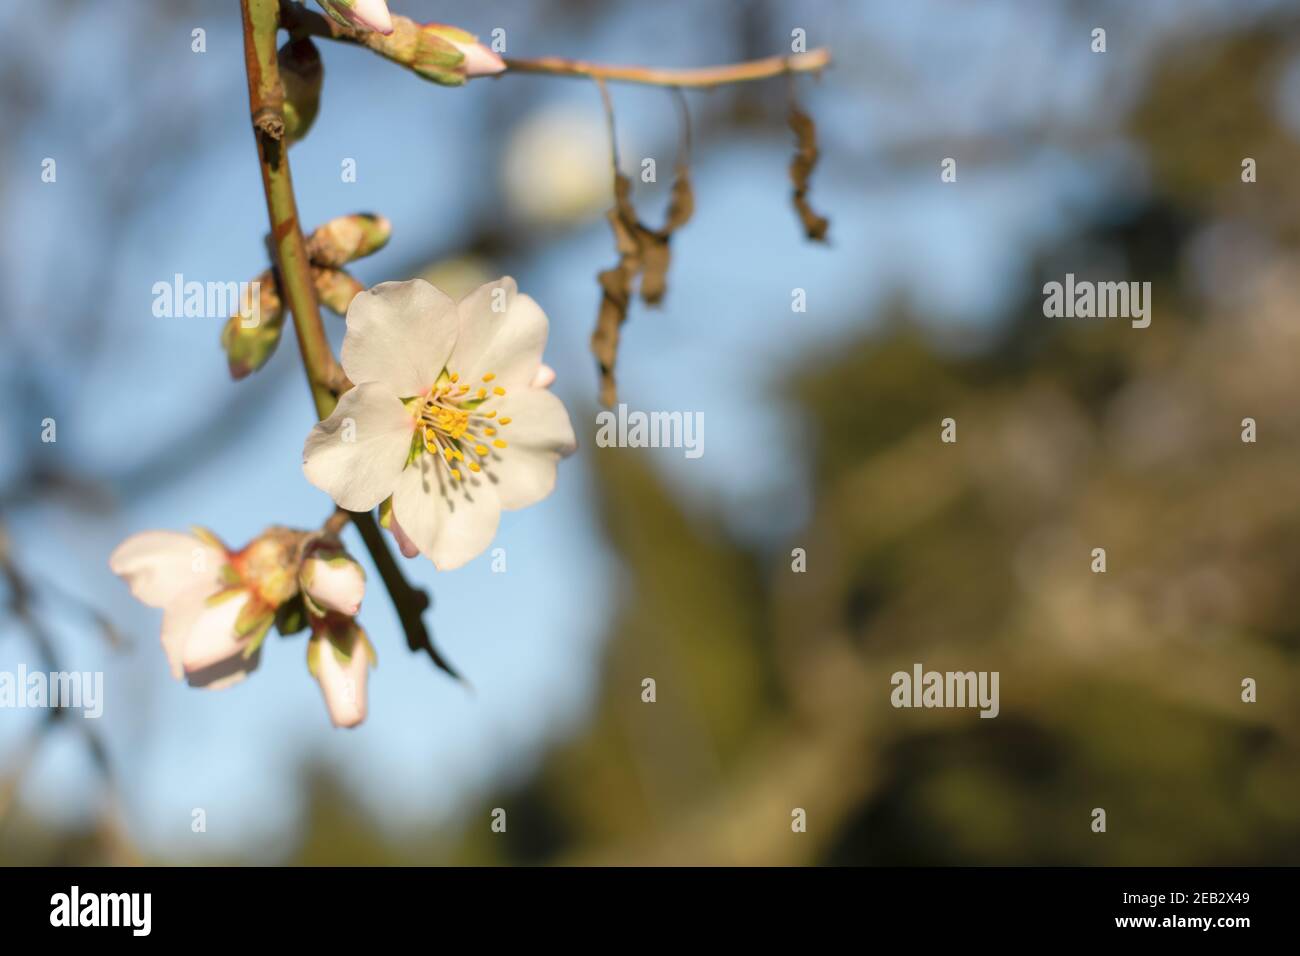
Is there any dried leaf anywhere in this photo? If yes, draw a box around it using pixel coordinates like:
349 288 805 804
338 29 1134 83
590 166 696 403
788 105 830 241
640 164 694 305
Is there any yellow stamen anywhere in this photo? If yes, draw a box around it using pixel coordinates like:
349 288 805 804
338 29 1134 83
468 461 481 473
493 386 506 396
493 440 508 449
498 417 512 426
450 373 459 383
482 373 495 382
474 444 488 456
484 427 496 436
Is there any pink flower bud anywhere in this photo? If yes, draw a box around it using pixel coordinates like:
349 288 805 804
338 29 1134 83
300 543 366 615
422 24 505 78
308 624 374 728
317 0 393 36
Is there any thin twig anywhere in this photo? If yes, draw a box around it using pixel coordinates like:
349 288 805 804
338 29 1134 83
505 49 830 88
241 0 460 682
280 4 831 89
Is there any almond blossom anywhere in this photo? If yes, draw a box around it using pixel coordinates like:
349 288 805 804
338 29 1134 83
301 278 577 570
109 528 294 690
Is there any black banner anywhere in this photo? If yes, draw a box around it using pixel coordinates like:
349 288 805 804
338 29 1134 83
0 867 1281 941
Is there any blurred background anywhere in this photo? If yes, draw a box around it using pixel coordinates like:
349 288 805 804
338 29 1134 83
2 0 1300 865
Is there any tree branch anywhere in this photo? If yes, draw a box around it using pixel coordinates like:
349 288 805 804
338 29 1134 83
240 0 458 681
502 49 830 88
281 4 830 89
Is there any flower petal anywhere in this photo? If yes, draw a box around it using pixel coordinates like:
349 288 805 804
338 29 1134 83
159 594 207 679
392 454 501 570
109 531 224 608
481 388 578 510
181 592 250 677
451 278 549 388
303 382 414 512
187 646 262 690
386 512 421 558
340 279 458 397
531 364 557 389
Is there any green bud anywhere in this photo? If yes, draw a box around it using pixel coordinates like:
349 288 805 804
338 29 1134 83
306 213 393 267
220 275 285 379
412 27 467 86
315 267 365 315
279 38 323 145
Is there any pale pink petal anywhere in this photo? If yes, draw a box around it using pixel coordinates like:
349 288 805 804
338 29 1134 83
340 279 458 397
391 454 501 570
159 594 208 680
479 388 578 511
386 513 420 558
454 40 505 77
450 278 549 389
109 531 224 608
181 592 251 677
531 364 557 389
302 382 415 512
187 647 262 690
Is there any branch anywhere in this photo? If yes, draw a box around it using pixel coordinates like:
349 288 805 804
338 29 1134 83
240 0 460 681
502 49 831 88
282 4 830 89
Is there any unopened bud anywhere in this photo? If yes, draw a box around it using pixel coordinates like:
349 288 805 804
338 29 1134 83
422 25 506 79
307 620 376 728
314 267 365 315
279 38 323 145
220 275 285 379
307 213 392 267
316 0 393 35
300 538 366 616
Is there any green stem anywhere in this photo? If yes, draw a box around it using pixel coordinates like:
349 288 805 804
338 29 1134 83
241 0 337 418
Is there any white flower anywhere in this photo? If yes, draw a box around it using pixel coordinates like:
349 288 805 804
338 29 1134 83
308 621 375 728
316 0 393 35
109 530 263 690
302 278 578 569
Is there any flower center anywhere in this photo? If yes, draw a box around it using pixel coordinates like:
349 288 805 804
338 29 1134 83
414 371 513 482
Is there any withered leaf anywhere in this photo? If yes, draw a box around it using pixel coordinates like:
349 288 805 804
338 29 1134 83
592 264 634 407
640 164 694 305
590 167 696 404
788 105 830 241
